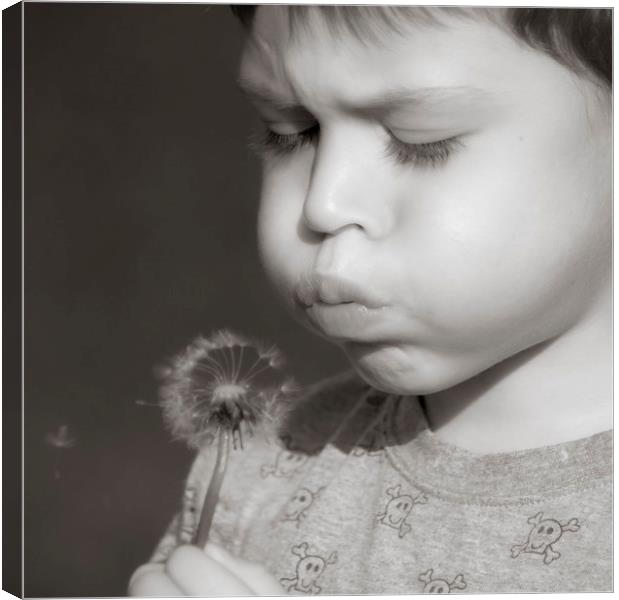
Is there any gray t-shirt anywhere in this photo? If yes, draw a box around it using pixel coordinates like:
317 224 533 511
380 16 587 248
152 371 612 594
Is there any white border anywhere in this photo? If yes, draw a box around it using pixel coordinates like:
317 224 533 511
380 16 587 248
1 2 614 599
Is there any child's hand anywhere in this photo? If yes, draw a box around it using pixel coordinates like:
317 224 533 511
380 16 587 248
128 542 284 596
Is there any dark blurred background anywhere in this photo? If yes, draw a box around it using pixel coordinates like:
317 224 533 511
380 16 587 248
24 4 346 596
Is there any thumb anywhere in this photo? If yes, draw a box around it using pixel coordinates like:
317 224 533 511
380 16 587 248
204 543 285 595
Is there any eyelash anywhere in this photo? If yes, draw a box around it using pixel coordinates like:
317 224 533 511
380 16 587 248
249 125 463 168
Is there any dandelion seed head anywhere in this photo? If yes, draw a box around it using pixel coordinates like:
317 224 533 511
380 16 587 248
157 330 299 449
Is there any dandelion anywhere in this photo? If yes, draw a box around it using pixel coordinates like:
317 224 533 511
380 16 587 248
157 329 299 546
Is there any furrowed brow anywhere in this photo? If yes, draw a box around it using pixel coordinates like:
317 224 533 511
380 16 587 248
351 85 493 116
236 76 302 111
237 76 492 115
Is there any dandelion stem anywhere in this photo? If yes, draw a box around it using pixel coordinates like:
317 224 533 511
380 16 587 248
193 429 231 548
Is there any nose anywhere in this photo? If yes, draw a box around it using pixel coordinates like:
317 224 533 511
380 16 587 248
302 126 395 239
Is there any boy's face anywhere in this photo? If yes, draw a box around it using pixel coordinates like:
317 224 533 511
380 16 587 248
239 8 611 394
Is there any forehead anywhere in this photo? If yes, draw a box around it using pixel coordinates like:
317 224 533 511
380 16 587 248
238 7 524 111
238 6 608 126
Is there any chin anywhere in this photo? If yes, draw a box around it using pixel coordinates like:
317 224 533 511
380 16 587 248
351 366 455 396
342 342 462 396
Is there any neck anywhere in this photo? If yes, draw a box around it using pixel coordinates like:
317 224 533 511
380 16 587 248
423 305 612 454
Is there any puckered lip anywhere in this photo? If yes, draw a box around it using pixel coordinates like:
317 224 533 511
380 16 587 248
294 272 387 309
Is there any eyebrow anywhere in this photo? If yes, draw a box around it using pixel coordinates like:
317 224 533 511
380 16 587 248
236 77 302 111
236 76 492 114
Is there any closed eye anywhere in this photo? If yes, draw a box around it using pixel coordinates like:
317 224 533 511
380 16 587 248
385 133 463 168
249 124 463 169
249 125 319 157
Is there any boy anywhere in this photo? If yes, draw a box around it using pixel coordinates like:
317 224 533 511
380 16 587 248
130 5 611 594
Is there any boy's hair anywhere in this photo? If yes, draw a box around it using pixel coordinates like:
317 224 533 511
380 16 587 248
230 6 611 89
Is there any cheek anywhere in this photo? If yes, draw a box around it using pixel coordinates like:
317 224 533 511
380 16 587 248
257 164 311 303
399 124 610 345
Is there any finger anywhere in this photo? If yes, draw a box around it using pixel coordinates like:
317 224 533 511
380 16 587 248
129 563 165 590
166 544 255 596
128 564 183 597
204 543 284 595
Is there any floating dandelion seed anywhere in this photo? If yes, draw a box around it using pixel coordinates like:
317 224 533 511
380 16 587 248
45 425 76 480
45 424 76 449
157 329 299 546
135 399 160 408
